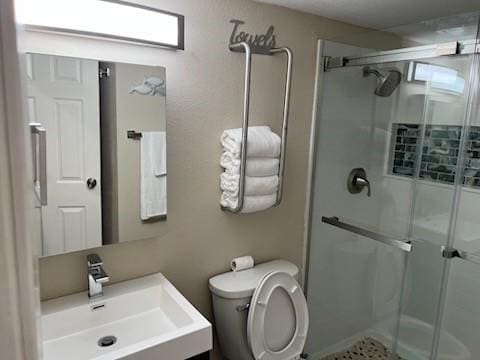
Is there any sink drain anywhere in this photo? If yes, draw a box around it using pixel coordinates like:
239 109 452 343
98 335 117 347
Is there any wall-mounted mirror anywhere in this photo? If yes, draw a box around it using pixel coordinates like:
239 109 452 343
26 54 167 257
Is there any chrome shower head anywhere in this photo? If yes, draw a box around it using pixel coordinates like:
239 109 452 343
363 66 402 97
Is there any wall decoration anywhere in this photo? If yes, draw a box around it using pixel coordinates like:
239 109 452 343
229 19 276 54
130 76 166 96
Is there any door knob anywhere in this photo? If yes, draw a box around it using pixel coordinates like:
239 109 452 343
86 178 97 189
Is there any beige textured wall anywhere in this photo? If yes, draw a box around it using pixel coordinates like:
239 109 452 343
20 0 369 356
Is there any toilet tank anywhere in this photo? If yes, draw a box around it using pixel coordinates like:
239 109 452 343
208 260 299 360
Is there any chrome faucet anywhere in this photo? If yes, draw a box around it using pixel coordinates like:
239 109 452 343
347 168 371 197
87 254 109 298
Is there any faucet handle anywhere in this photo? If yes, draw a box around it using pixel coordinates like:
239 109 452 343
87 254 103 267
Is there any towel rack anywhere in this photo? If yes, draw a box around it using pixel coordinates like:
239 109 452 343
127 130 142 140
222 41 293 213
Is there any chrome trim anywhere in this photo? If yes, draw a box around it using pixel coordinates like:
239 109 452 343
321 216 412 252
442 246 480 264
461 39 480 55
236 303 250 312
324 41 462 70
222 42 252 213
87 254 109 298
270 47 293 206
303 40 325 293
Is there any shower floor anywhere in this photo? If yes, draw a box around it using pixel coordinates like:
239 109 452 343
320 337 404 360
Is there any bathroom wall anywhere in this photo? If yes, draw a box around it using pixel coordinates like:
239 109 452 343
101 63 167 243
19 0 384 357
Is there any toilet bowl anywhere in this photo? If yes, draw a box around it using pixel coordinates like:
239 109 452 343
209 260 309 360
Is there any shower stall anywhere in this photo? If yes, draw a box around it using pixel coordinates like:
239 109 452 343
305 13 480 360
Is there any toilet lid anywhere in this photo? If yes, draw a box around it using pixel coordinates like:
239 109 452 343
247 271 308 360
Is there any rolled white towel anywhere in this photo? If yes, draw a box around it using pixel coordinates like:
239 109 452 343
221 126 281 158
221 192 277 213
220 152 279 176
221 173 278 196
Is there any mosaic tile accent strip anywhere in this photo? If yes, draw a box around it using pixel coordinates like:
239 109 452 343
320 337 404 360
391 123 480 188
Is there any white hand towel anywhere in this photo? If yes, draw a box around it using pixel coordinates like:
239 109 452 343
221 126 281 158
141 132 167 220
149 131 167 177
220 152 279 176
220 192 277 213
221 173 278 196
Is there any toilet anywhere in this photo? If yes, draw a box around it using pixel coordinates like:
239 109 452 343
209 260 309 360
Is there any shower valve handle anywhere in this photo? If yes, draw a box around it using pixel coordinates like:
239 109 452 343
347 168 371 197
354 176 371 197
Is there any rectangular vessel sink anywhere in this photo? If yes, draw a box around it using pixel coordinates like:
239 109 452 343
41 273 212 360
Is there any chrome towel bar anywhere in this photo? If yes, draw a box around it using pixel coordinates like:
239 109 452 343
271 47 293 207
127 130 142 140
321 216 412 253
222 42 293 213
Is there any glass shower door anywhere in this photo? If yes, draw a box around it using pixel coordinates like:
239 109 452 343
394 49 480 360
306 26 480 359
305 40 419 359
430 52 480 360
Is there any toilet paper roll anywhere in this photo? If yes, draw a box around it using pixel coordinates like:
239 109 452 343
230 256 255 272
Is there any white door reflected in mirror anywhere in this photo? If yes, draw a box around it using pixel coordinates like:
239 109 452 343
25 54 168 257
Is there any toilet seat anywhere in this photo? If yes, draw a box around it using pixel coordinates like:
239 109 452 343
247 271 308 360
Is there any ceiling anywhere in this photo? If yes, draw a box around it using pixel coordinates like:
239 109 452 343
255 0 480 29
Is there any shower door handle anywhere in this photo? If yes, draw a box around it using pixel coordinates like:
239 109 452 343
322 216 412 253
442 246 480 265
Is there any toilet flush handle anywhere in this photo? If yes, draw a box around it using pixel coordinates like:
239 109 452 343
236 303 250 312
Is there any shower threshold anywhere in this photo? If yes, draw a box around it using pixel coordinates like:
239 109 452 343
320 337 404 360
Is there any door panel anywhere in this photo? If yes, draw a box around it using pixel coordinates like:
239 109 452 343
306 41 411 359
55 99 85 180
434 53 480 360
26 54 101 256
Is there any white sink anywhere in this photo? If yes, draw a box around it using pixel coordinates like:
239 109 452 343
41 273 212 360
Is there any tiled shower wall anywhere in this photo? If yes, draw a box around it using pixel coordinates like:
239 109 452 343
391 123 480 188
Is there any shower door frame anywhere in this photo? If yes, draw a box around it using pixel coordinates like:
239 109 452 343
323 39 480 70
302 39 326 290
